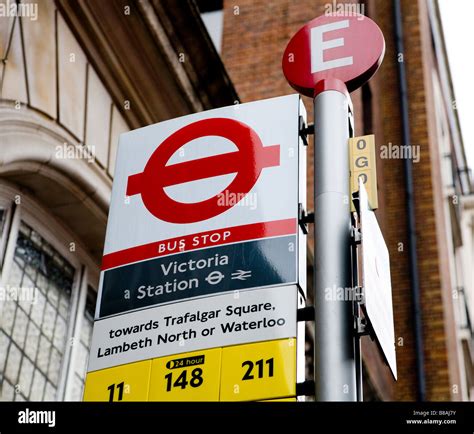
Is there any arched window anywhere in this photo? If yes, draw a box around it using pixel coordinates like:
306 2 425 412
0 183 99 401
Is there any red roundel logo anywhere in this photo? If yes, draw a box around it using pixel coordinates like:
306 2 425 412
282 15 385 96
126 118 280 224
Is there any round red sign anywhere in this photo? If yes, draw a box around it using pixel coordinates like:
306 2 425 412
126 118 280 224
282 14 385 97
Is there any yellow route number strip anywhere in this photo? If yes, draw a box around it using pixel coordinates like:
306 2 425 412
83 339 296 401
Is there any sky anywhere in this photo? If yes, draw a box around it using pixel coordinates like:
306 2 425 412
438 0 474 174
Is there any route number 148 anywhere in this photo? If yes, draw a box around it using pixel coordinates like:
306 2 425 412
165 368 203 391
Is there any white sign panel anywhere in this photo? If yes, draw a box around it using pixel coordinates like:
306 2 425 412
96 94 306 319
88 285 297 372
359 181 397 379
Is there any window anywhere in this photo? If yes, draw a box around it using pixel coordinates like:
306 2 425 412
197 0 224 53
0 222 74 401
70 288 95 401
0 199 13 268
0 184 99 402
0 208 6 235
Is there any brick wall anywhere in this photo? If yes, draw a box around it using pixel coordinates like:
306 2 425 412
374 0 460 400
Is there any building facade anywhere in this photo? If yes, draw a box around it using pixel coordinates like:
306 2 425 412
0 0 236 401
0 0 472 402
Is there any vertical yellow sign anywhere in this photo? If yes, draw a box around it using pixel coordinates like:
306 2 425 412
349 135 378 210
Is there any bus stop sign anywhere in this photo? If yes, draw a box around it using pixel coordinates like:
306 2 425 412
282 14 385 96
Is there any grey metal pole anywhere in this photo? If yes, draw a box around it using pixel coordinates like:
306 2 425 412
314 89 356 401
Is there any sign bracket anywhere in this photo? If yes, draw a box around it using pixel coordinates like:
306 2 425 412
348 101 355 138
299 115 314 138
298 203 314 235
297 306 315 322
354 307 376 340
355 316 370 337
351 226 362 246
299 115 314 146
296 380 315 397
